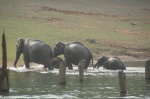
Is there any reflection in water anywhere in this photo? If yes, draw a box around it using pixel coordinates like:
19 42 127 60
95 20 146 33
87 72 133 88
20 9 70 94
145 79 150 84
120 93 126 98
0 61 150 98
145 80 150 91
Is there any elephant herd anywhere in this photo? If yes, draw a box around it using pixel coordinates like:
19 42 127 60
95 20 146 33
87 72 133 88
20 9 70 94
14 38 126 70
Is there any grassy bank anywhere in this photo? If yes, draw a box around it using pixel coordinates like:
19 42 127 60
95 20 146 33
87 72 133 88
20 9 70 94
0 0 150 65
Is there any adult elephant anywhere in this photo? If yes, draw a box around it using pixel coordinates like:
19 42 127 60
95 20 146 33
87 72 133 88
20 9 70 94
93 56 126 70
54 41 93 70
14 38 54 70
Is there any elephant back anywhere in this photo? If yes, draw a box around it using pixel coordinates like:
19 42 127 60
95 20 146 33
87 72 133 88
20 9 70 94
104 57 126 70
65 43 92 65
25 39 53 61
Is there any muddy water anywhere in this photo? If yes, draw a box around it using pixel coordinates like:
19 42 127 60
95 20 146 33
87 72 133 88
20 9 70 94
0 61 150 98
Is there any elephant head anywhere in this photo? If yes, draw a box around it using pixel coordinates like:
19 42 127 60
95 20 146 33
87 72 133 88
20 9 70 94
14 38 25 67
54 41 66 57
93 56 109 69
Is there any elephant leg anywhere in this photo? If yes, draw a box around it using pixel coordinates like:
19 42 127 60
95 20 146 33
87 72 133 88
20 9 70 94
64 58 73 69
104 65 109 69
66 61 73 70
44 60 54 70
104 62 109 69
44 65 47 68
43 61 48 68
23 53 30 68
24 58 30 68
97 65 100 69
66 64 73 70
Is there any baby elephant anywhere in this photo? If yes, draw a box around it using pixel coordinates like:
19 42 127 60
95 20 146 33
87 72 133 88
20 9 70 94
52 57 63 69
94 56 126 70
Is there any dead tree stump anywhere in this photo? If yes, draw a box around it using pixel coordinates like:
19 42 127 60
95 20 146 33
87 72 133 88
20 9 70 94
0 32 9 92
78 60 85 82
118 70 127 93
59 62 66 85
145 60 150 80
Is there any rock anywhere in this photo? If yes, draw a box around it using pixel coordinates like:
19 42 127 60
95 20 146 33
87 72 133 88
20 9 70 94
86 38 96 44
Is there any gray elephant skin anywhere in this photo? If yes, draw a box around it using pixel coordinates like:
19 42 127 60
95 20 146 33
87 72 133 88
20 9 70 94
94 56 126 70
54 41 93 70
52 57 63 69
14 38 54 70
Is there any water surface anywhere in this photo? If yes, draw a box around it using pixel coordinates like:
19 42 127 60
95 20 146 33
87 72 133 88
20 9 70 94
0 61 150 98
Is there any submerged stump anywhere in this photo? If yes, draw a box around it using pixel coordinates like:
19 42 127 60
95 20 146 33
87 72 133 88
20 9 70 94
118 70 127 93
78 60 85 82
0 69 9 92
145 60 150 80
59 62 66 85
0 32 9 92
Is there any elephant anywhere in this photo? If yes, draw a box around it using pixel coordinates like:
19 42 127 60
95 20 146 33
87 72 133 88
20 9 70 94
52 57 63 69
93 56 126 70
14 38 54 70
54 41 93 70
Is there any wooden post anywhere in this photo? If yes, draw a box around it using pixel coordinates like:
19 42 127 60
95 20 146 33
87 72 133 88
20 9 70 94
118 70 127 93
59 62 66 85
145 60 150 80
78 60 85 82
0 31 9 92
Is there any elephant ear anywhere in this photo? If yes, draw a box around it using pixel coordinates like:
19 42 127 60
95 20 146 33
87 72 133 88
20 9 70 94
18 38 24 45
59 44 65 50
100 56 109 64
58 43 65 53
16 38 25 52
55 41 62 50
55 41 65 54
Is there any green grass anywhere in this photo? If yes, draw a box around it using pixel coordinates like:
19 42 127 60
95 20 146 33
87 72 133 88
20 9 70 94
0 0 150 65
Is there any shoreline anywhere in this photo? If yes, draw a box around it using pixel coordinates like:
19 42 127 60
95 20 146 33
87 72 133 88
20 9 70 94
6 55 149 67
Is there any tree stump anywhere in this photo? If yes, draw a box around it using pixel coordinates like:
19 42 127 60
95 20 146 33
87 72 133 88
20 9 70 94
118 70 127 93
145 60 150 80
0 32 9 92
59 62 66 85
78 60 85 82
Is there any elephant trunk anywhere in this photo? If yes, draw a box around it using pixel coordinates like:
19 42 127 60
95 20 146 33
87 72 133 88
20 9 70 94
93 62 98 69
14 51 21 68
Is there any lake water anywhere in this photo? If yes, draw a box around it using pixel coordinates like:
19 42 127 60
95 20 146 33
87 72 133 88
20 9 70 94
0 60 150 98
